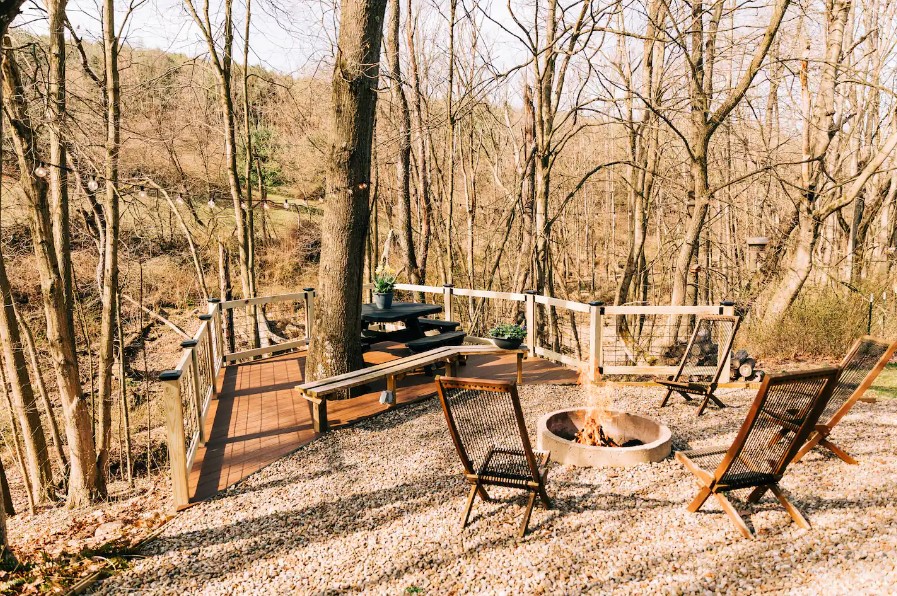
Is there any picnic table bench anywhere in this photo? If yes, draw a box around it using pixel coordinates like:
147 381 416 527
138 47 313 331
297 344 527 433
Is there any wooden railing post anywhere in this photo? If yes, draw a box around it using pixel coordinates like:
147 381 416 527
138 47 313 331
443 284 454 321
199 314 218 396
719 300 736 383
588 301 604 382
160 370 189 511
524 291 537 354
181 340 206 443
207 298 223 365
303 288 315 344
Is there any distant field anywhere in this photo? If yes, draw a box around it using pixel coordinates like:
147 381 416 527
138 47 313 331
871 364 897 399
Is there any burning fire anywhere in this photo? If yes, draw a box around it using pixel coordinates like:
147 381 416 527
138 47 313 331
575 373 620 447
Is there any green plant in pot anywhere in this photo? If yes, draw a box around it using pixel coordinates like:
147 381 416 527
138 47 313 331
373 265 398 309
488 323 526 349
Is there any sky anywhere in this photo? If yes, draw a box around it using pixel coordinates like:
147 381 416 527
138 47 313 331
16 0 337 75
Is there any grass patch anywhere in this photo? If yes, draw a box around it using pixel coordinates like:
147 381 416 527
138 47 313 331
870 364 897 399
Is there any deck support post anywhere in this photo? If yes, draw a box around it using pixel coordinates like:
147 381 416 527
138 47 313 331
304 288 315 345
443 284 454 322
524 291 537 356
160 370 190 511
719 301 736 383
588 301 604 383
199 314 219 397
207 299 223 369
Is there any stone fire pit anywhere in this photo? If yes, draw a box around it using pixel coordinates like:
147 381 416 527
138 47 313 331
537 408 672 467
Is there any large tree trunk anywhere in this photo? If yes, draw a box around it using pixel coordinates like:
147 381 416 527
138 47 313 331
305 0 387 383
2 48 98 507
95 0 121 496
0 251 53 502
759 209 820 326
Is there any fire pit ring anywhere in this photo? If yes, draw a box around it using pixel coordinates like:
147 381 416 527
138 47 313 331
536 408 672 467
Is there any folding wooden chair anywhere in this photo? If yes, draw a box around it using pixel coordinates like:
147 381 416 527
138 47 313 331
434 377 552 539
657 315 741 415
676 367 839 539
791 336 897 465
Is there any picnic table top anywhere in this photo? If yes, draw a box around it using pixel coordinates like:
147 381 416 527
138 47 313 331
361 301 442 323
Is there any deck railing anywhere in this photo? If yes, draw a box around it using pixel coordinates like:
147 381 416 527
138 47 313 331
158 304 222 509
366 283 736 381
158 283 733 509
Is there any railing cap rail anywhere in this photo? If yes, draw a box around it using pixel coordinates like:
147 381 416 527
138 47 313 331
159 369 183 381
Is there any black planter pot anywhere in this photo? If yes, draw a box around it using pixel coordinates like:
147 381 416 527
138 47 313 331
490 336 523 350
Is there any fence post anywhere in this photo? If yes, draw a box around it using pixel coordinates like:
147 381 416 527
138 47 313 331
199 314 218 398
443 284 454 322
160 370 190 511
181 340 206 443
588 301 604 382
525 291 537 355
304 288 315 345
720 301 736 383
207 298 223 367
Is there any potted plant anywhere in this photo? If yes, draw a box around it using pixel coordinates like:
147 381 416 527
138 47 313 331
372 265 398 309
488 323 526 349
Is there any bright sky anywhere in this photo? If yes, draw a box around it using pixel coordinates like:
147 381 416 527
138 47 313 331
17 0 338 75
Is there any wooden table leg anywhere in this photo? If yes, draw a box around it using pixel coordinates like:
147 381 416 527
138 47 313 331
517 352 523 385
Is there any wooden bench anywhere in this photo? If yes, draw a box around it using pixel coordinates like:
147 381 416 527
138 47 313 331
297 344 527 433
418 318 461 333
405 331 466 354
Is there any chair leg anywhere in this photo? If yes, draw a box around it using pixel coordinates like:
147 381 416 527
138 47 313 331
537 483 552 509
769 484 811 529
687 486 712 512
714 492 753 539
819 438 858 465
696 393 712 416
461 484 479 528
792 431 824 463
708 393 727 409
747 485 769 504
518 491 537 539
659 388 674 407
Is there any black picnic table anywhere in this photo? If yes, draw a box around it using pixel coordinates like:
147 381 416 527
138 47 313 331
361 301 442 341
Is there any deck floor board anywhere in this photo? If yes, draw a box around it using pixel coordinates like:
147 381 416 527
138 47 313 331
188 343 578 502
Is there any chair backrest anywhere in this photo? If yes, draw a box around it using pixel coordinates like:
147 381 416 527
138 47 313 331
435 377 540 480
714 367 839 488
823 336 897 425
672 315 741 384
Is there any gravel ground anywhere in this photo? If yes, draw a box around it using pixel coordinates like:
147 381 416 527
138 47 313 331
94 384 897 594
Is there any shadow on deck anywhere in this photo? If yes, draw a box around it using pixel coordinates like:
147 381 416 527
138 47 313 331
188 342 579 502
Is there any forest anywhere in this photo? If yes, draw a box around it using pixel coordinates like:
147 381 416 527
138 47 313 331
0 0 895 588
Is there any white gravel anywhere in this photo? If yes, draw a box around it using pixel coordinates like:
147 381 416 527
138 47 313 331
93 384 897 594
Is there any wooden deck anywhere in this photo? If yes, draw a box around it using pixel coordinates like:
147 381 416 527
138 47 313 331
188 343 579 502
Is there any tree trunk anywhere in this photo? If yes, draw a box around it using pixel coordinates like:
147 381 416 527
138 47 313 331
759 209 820 326
0 253 54 502
95 0 121 496
386 0 419 284
306 0 387 383
2 48 98 507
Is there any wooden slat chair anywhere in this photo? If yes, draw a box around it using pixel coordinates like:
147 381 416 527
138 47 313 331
658 315 741 416
676 368 839 539
790 336 897 465
434 377 551 539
